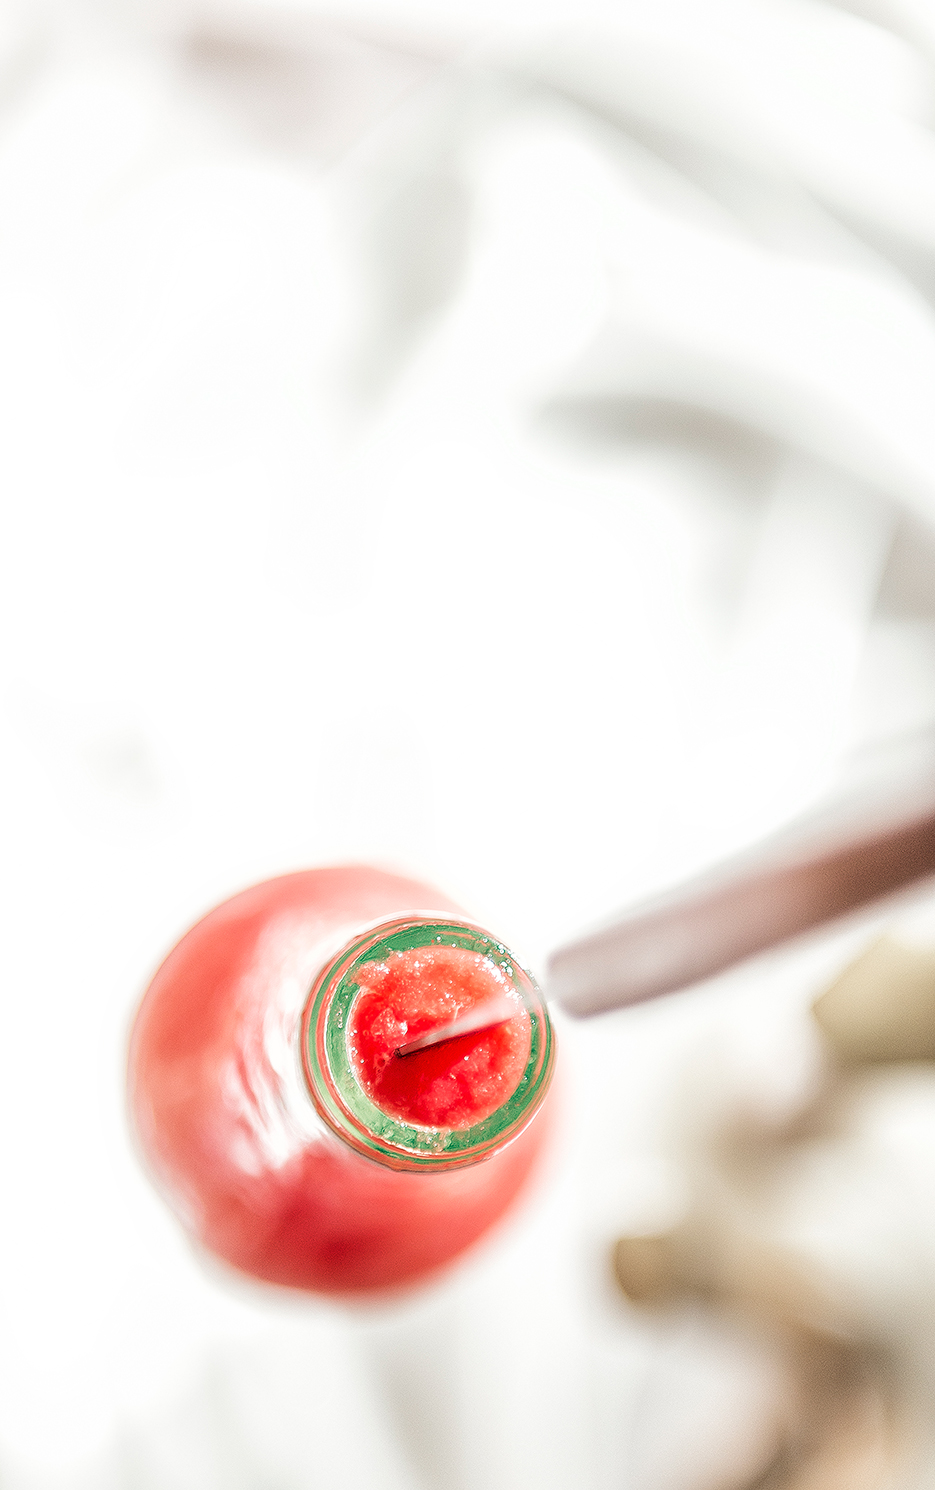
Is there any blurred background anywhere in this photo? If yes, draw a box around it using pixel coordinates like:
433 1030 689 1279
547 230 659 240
4 0 935 1485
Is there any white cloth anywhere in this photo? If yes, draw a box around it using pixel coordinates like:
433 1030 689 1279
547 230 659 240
1 1 935 1485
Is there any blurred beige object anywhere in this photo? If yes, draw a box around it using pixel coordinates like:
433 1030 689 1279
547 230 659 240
614 1236 901 1488
609 926 935 1489
814 936 935 1062
614 1250 904 1488
757 1336 898 1490
612 1233 684 1305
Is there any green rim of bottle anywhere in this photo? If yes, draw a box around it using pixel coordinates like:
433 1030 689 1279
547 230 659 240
303 918 554 1171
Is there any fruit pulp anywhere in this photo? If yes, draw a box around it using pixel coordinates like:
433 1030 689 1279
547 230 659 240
348 943 531 1129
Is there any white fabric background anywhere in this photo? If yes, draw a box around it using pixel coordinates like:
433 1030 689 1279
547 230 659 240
2 0 935 1485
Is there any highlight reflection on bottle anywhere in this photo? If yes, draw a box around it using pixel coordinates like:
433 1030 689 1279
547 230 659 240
128 866 556 1293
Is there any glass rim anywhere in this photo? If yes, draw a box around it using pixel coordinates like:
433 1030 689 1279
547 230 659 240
301 915 554 1172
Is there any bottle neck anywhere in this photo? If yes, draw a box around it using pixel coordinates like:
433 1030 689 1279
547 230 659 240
301 917 554 1173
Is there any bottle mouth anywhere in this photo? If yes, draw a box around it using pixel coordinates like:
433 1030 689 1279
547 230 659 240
301 917 555 1172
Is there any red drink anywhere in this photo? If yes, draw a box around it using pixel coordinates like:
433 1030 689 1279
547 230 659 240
347 942 532 1128
128 866 555 1294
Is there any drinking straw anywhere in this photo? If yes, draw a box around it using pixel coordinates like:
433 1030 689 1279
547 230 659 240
548 723 935 1016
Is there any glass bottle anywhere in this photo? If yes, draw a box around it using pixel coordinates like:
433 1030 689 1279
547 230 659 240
128 865 555 1293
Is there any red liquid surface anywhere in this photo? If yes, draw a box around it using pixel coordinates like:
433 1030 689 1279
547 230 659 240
348 945 531 1129
128 867 551 1294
